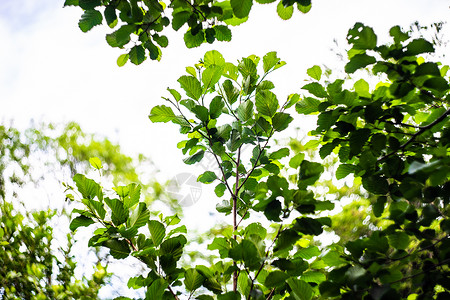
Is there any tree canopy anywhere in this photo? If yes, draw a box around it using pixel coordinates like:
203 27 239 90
1 1 449 300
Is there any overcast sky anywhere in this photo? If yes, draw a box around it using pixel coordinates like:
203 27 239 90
1 0 449 224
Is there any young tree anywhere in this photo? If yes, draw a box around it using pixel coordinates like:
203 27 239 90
67 21 450 300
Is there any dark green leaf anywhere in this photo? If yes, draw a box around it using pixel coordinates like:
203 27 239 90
198 171 217 184
405 38 434 56
148 220 165 246
70 215 94 231
214 25 232 41
184 29 205 48
78 9 103 33
336 164 356 180
265 271 289 288
298 160 324 189
183 150 205 165
272 112 293 132
230 0 253 18
129 45 146 65
345 53 376 73
287 278 313 300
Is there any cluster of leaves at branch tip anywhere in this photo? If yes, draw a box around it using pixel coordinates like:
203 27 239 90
67 23 450 300
64 0 312 65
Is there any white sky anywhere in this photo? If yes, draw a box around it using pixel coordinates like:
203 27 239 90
1 0 449 298
1 0 449 235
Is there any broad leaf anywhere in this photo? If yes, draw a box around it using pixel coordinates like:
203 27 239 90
148 220 165 247
178 76 202 100
78 9 103 33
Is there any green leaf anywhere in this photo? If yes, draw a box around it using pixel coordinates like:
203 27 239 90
277 1 294 20
148 220 165 247
302 82 327 98
172 11 190 31
79 0 101 10
178 75 202 100
336 164 356 180
129 45 146 65
287 278 313 300
265 271 289 288
405 38 434 56
354 78 371 98
103 239 130 259
117 53 129 67
345 53 376 73
89 157 103 170
349 128 371 158
214 183 227 197
307 65 322 81
298 160 324 189
263 51 281 73
423 77 449 93
198 171 217 184
269 147 290 160
217 292 241 300
105 198 128 225
289 153 305 169
184 29 205 48
347 23 377 50
387 232 410 250
70 215 94 231
104 5 117 27
272 112 293 132
237 100 254 122
415 62 441 77
295 246 321 260
301 271 326 284
192 105 209 122
297 3 311 13
295 97 320 114
389 25 409 44
184 268 205 292
294 218 323 236
230 0 253 18
214 25 232 41
127 202 149 229
373 196 387 217
146 278 168 299
255 90 278 117
362 175 389 195
210 96 225 119
202 65 223 89
73 174 101 200
183 150 205 165
229 240 260 269
149 105 177 123
64 0 79 6
78 9 103 33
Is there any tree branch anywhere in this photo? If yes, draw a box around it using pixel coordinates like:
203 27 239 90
378 107 450 162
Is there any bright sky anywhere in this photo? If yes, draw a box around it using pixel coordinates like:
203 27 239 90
1 0 449 297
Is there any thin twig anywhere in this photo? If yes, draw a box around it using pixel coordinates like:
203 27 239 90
378 107 450 162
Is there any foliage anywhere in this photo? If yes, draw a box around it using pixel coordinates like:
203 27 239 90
68 22 450 300
0 122 166 299
64 0 312 65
